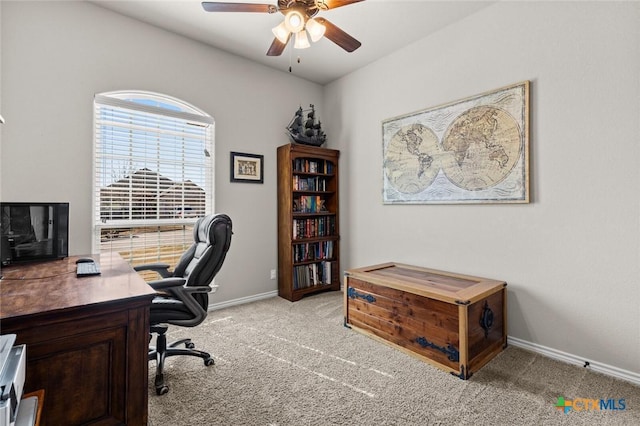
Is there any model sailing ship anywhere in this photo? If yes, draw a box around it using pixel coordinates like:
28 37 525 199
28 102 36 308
287 104 326 147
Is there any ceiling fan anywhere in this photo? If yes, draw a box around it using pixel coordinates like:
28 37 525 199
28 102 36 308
201 1 364 56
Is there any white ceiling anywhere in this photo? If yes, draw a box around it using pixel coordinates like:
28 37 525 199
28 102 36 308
89 0 494 85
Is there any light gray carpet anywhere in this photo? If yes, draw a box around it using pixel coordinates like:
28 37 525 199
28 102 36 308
148 291 639 425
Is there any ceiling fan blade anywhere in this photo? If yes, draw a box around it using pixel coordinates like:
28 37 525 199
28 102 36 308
322 0 365 11
315 17 361 52
266 35 290 56
202 2 277 13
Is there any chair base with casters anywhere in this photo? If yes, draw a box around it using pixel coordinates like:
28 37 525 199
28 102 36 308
148 324 215 395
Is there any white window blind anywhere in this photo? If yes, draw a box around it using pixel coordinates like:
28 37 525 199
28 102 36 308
93 92 214 269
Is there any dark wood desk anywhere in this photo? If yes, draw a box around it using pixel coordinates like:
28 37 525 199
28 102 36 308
0 253 155 425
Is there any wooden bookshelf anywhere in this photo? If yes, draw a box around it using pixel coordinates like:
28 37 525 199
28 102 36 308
277 143 340 301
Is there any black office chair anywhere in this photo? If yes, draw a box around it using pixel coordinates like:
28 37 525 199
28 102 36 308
135 213 233 395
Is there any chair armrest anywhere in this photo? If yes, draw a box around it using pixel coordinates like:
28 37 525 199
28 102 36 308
134 263 172 278
147 277 186 291
164 285 213 326
182 285 214 295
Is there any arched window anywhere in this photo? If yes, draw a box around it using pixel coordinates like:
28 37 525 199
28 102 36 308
93 91 214 270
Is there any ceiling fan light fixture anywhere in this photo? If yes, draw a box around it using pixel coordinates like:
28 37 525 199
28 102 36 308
305 18 327 43
272 21 290 44
284 10 305 33
305 18 326 43
294 30 311 49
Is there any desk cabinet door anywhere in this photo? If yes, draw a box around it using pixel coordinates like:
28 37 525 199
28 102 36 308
27 325 127 425
7 306 149 426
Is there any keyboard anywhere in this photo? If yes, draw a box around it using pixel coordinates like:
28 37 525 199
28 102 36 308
77 261 101 277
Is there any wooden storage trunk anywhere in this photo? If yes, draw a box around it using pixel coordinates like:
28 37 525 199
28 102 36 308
344 262 507 379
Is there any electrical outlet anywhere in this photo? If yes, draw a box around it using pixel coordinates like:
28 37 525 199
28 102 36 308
270 269 277 280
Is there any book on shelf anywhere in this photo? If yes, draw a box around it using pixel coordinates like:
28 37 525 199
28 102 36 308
293 216 336 239
293 176 327 191
292 241 334 262
293 195 328 213
292 261 336 290
293 158 334 175
325 161 333 175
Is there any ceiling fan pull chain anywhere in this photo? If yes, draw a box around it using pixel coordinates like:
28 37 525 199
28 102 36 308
289 39 293 72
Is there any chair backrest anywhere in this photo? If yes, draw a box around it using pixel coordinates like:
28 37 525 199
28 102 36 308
172 214 233 307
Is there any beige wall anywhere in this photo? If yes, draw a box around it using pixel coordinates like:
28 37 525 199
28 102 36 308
324 1 640 375
0 1 323 303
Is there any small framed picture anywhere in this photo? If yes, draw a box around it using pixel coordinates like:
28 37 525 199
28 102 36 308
230 152 264 184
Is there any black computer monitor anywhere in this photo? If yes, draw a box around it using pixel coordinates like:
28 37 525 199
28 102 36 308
0 202 69 266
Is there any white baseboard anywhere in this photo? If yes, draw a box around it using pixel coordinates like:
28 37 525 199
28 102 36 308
508 336 640 386
207 290 278 311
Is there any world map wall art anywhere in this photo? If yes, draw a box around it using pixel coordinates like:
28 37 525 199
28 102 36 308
382 81 530 204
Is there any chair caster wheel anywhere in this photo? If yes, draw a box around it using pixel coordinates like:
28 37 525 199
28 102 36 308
156 385 169 395
185 342 195 349
204 357 215 366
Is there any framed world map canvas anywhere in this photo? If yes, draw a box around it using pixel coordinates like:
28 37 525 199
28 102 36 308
382 81 530 204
